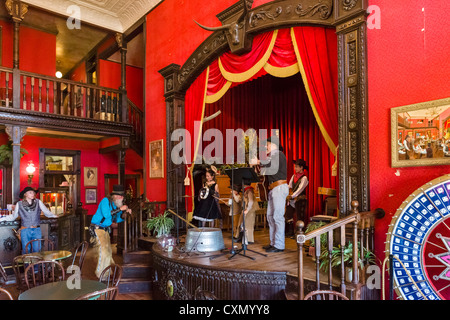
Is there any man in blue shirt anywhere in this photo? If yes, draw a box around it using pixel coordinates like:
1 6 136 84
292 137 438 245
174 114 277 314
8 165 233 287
90 184 131 278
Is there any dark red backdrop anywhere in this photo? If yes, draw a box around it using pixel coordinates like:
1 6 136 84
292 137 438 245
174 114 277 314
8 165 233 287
202 73 337 223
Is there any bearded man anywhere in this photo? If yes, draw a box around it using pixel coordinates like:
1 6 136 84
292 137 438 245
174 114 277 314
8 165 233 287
90 184 132 278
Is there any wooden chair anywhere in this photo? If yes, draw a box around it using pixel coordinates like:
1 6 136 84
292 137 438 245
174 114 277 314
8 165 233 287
75 287 118 300
304 290 349 300
12 255 42 292
69 241 89 275
24 238 55 253
0 287 14 300
0 261 8 283
24 260 65 289
99 264 123 288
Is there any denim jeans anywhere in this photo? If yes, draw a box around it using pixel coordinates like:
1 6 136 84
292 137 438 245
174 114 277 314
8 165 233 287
266 183 289 249
20 227 42 253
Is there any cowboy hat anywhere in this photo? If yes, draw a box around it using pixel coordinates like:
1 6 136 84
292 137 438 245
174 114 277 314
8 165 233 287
111 184 125 196
19 186 38 199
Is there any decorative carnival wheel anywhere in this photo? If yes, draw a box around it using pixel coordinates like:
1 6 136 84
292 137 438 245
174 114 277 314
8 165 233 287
386 174 450 300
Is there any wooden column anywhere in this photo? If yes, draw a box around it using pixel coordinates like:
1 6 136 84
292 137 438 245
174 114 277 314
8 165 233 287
334 0 370 214
5 125 26 203
116 33 128 123
5 0 28 109
117 137 129 191
159 64 186 217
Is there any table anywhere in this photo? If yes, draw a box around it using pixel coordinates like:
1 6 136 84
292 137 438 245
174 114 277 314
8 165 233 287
20 250 73 262
18 280 108 300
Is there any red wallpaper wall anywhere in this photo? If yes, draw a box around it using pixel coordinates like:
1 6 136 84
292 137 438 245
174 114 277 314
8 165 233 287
0 21 56 76
367 0 450 261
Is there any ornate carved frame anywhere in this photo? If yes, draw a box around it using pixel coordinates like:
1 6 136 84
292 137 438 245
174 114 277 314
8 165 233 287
160 0 370 216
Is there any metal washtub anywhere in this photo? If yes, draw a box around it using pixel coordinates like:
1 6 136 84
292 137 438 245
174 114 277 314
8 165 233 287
184 227 225 252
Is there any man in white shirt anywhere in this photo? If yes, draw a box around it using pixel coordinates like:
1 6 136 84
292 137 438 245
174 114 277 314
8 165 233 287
0 186 58 253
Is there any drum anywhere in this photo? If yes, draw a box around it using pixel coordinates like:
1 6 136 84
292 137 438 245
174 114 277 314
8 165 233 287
184 227 225 252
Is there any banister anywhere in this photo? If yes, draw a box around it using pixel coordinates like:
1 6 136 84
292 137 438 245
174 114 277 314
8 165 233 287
18 69 121 93
295 200 385 300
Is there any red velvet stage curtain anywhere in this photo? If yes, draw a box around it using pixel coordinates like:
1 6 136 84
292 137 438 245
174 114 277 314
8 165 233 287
291 27 339 155
203 74 336 222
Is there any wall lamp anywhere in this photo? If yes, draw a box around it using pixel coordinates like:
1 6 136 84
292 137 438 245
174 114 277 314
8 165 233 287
26 161 36 186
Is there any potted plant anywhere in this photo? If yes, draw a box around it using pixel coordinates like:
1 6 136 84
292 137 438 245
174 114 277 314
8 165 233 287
318 241 376 283
0 141 28 165
146 210 175 251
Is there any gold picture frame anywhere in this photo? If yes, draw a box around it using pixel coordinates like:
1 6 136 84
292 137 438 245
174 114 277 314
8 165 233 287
84 167 98 186
391 97 450 168
149 139 164 178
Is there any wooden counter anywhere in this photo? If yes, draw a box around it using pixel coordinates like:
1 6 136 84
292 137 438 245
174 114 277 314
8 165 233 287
40 211 80 251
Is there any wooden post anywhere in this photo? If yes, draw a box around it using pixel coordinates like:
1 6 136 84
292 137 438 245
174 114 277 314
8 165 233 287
296 220 305 300
6 0 28 109
116 33 128 123
5 125 26 203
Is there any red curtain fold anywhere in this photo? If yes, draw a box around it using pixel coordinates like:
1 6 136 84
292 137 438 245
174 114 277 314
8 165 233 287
207 59 228 97
219 31 275 77
292 27 339 154
267 28 297 68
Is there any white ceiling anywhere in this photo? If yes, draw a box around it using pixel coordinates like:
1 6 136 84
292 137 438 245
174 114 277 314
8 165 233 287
21 0 162 33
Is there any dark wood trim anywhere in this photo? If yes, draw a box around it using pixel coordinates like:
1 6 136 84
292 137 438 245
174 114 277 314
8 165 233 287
104 173 141 198
0 107 133 137
39 148 81 210
160 0 370 216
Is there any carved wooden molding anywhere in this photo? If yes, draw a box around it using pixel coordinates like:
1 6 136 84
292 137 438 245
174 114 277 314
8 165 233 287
5 0 28 22
152 251 287 300
0 107 133 137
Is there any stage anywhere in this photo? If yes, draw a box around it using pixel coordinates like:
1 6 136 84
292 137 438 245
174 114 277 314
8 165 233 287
147 228 345 300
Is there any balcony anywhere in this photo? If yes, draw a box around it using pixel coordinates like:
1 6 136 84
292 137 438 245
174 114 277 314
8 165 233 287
0 66 143 152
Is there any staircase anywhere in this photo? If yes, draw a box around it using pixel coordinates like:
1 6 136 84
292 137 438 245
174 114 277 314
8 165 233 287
118 249 153 294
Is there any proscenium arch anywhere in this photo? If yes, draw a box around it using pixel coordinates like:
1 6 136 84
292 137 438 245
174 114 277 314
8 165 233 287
160 0 370 216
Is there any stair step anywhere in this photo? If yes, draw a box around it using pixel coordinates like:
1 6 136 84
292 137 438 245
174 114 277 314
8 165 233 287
119 278 152 294
122 263 153 279
122 250 152 264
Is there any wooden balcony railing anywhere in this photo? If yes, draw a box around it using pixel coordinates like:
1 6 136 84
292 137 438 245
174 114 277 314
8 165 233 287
295 200 385 300
0 66 142 126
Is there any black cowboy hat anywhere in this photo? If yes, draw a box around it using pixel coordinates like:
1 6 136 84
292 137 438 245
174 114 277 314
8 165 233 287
19 186 38 199
111 184 125 196
293 159 308 170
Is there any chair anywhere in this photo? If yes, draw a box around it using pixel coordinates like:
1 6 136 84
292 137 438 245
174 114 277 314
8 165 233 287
69 241 89 275
24 260 65 289
24 238 55 253
12 255 42 292
304 290 349 300
0 261 8 283
99 264 123 288
75 287 118 300
0 287 14 300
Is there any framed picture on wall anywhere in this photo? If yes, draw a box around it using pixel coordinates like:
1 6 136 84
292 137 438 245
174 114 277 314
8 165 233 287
84 167 98 186
391 97 450 167
85 188 97 204
149 139 164 178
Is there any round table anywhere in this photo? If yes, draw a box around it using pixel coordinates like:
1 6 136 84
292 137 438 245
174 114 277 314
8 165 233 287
18 280 108 300
20 250 72 262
